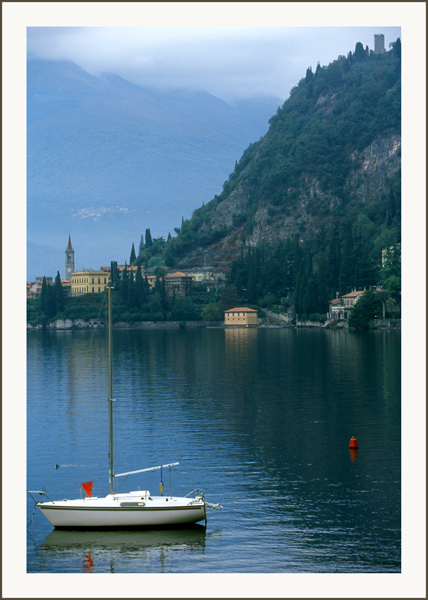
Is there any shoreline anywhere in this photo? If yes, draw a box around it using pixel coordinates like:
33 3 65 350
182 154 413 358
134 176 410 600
27 318 401 331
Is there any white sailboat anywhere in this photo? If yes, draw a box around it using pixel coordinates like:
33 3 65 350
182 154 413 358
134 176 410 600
30 285 221 529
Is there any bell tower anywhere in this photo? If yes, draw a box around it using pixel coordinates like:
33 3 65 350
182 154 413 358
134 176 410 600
65 235 75 280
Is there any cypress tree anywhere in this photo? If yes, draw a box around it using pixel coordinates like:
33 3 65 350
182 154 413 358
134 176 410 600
110 261 120 290
135 265 144 308
46 284 56 318
130 243 136 264
339 226 355 295
302 274 319 316
120 263 129 304
54 271 65 314
40 276 48 315
326 226 341 294
127 269 137 308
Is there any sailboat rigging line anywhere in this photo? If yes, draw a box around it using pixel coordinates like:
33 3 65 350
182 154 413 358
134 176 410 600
42 293 109 492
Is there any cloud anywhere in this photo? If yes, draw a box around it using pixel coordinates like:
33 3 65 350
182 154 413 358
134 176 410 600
27 26 401 101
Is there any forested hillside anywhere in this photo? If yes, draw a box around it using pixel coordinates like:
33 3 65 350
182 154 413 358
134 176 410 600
144 40 401 316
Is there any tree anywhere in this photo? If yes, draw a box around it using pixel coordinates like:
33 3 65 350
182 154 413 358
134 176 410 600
219 284 243 313
40 276 48 315
171 297 201 321
110 261 120 289
120 263 129 304
139 234 145 253
354 42 366 61
145 228 153 248
130 243 136 264
135 266 146 308
54 271 66 314
127 270 137 308
381 243 401 303
302 274 319 315
201 303 223 322
348 290 382 329
148 291 164 321
339 225 355 295
326 226 341 293
392 38 401 60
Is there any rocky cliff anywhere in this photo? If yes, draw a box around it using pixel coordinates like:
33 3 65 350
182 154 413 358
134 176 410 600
169 42 401 271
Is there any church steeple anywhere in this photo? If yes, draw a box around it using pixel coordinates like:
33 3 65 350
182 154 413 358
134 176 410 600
65 235 75 280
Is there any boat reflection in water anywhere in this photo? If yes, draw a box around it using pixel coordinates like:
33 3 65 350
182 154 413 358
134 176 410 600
37 525 210 573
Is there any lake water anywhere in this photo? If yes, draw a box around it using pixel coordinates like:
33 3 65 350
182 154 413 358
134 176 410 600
27 327 401 575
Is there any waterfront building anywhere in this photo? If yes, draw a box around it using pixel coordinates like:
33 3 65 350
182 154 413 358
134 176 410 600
328 290 365 320
224 307 258 327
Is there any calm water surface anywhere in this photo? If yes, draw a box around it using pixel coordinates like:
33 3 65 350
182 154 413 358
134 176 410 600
27 327 401 573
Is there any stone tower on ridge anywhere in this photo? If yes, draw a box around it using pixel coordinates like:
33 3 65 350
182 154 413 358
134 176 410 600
374 34 385 55
65 235 75 280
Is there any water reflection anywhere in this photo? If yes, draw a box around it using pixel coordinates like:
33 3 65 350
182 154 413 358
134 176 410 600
28 329 401 573
37 525 209 573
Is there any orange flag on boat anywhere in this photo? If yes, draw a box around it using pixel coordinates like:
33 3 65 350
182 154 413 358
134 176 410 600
81 481 93 498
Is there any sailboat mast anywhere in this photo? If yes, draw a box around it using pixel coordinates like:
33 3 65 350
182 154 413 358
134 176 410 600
108 284 114 494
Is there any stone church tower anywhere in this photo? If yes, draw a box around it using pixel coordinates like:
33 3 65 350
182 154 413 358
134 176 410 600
65 235 75 280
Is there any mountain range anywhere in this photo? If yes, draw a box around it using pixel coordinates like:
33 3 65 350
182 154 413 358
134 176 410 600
27 59 282 280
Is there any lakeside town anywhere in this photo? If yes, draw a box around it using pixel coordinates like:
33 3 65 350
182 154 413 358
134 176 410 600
27 235 401 330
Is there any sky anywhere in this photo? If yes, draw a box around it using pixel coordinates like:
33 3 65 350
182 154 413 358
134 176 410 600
26 25 402 102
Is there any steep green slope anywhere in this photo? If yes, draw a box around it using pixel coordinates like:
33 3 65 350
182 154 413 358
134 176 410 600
159 40 401 310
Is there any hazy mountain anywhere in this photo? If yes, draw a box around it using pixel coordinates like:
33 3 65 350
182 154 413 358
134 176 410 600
27 59 282 280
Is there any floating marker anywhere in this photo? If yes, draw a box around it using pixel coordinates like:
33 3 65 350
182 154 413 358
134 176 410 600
349 436 358 449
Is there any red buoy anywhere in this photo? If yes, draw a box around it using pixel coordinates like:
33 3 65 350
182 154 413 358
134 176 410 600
349 436 358 449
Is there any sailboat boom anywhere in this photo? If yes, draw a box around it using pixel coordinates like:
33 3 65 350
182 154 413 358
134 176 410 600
114 462 180 478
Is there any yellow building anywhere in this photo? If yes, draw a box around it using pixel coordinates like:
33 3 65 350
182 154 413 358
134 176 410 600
71 269 110 294
224 307 258 327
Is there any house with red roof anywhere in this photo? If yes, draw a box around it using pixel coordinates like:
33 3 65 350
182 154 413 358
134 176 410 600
224 307 258 328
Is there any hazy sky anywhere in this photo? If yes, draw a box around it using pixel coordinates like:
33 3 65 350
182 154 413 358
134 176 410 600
27 25 401 102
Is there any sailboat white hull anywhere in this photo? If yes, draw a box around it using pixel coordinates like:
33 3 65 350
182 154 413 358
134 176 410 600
38 492 206 528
